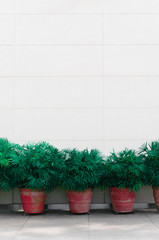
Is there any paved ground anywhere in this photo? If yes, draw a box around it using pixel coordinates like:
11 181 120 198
1 209 159 240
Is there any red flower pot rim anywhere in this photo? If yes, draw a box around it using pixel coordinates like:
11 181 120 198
20 188 46 193
67 188 92 193
110 187 136 192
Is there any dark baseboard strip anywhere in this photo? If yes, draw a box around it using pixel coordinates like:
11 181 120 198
0 203 156 211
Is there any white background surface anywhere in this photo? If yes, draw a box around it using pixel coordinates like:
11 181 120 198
0 0 159 155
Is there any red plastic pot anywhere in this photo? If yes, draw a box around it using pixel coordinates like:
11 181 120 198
153 187 159 211
109 187 136 213
20 188 46 214
67 189 93 213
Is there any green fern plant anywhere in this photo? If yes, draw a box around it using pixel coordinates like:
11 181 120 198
0 138 19 191
139 141 159 187
57 148 104 192
101 148 144 192
11 142 62 192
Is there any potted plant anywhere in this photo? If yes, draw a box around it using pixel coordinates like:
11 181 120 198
0 138 19 192
58 148 103 214
139 141 159 211
11 142 62 214
101 149 144 213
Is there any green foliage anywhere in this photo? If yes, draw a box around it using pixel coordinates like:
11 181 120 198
11 142 62 192
0 138 153 193
139 141 159 187
101 148 144 192
0 138 19 191
57 148 104 192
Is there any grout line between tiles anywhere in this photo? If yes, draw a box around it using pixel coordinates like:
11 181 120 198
1 106 159 110
88 213 91 240
0 75 159 78
102 0 106 160
1 44 159 46
1 12 159 15
144 212 159 230
11 1 16 206
10 139 155 142
11 216 30 240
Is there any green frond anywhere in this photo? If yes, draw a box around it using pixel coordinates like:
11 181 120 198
101 148 144 192
139 140 159 187
57 148 104 192
0 138 20 191
11 141 63 192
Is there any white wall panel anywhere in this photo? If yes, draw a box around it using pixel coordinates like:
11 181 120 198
15 77 103 108
49 140 105 153
0 110 14 139
0 79 14 108
14 109 103 141
0 16 15 44
16 46 103 76
104 15 159 44
0 0 15 13
0 47 14 76
16 15 103 45
104 46 159 75
104 109 159 140
104 77 159 108
104 140 147 155
16 0 104 14
104 0 159 13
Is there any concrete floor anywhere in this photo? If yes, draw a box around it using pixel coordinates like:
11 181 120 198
1 209 159 240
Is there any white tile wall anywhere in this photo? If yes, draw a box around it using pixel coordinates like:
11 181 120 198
104 15 159 44
104 46 159 75
16 0 104 14
104 0 159 13
49 140 105 153
16 46 103 76
104 140 148 155
0 16 15 44
0 0 15 14
0 0 158 153
14 109 103 141
0 0 159 204
15 77 103 108
0 47 14 76
104 77 159 108
0 110 14 139
0 79 14 108
104 109 159 140
16 15 103 45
